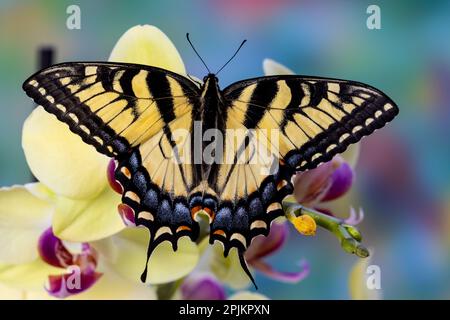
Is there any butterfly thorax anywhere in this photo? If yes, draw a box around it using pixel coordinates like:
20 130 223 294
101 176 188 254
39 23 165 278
199 74 225 123
191 74 227 186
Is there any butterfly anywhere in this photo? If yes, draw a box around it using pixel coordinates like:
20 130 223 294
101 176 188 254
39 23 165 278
23 57 398 287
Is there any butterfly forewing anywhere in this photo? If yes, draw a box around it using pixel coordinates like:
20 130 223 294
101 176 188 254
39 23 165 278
223 75 399 171
23 62 200 157
23 62 203 282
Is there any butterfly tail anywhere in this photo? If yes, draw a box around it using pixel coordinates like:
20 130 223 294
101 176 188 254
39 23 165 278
238 250 258 290
140 233 158 283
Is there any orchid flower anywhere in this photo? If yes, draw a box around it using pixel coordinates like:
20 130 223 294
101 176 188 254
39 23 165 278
0 25 200 299
179 273 268 300
0 27 370 300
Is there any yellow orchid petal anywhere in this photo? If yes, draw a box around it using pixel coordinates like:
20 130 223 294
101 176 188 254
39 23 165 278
0 283 28 299
22 106 110 200
94 227 199 285
263 58 294 75
228 291 269 300
348 253 382 300
0 184 53 264
24 182 55 202
0 269 156 300
67 270 156 300
341 143 361 169
109 25 186 75
210 244 251 290
52 187 124 242
0 287 55 300
0 259 60 290
148 238 198 285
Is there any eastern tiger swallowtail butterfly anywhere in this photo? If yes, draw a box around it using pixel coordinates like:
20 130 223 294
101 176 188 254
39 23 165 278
23 58 398 287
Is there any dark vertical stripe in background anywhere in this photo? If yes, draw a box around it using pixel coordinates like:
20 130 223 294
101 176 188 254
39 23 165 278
39 47 54 71
31 47 55 182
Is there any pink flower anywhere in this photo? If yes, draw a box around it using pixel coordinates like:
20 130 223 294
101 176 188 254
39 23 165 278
245 222 309 283
294 155 354 208
38 228 102 298
181 274 227 300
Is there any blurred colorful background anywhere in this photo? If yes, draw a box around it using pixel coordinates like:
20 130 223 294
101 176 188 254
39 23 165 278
1 0 449 299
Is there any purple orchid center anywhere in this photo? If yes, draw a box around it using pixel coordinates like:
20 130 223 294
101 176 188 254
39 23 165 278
118 203 136 226
294 156 354 206
107 159 123 194
181 274 227 300
37 227 102 298
322 160 354 202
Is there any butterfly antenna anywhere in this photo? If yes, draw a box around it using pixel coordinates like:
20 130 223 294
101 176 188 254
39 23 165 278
216 39 247 75
186 33 211 73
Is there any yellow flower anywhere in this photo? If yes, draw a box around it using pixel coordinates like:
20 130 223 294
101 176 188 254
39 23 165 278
289 215 317 236
0 25 199 298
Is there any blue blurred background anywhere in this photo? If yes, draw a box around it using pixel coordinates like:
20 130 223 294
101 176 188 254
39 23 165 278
1 0 449 299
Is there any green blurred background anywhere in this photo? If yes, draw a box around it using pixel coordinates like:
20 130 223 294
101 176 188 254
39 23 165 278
1 0 449 299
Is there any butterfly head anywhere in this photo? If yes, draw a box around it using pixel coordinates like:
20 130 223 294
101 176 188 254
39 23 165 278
200 74 221 94
203 73 219 84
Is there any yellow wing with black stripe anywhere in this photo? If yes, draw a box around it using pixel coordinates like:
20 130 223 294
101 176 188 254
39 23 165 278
23 62 200 157
23 62 203 283
223 75 398 171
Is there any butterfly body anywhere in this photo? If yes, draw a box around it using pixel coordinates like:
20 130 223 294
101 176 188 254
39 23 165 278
23 61 399 285
192 74 226 188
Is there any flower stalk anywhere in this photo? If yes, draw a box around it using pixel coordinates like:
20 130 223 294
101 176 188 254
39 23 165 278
156 278 184 300
282 197 369 258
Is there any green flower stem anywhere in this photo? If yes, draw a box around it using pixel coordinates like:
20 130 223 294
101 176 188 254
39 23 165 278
157 201 369 299
282 197 369 258
156 278 184 300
